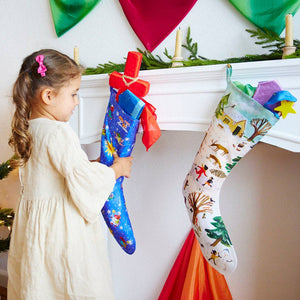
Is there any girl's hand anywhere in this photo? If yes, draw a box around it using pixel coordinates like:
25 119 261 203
111 152 133 179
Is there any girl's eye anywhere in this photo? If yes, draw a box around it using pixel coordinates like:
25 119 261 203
72 94 78 97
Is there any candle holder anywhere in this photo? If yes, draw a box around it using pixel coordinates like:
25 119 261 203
282 46 296 58
172 56 183 67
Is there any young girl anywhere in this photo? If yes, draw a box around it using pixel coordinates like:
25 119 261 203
8 49 132 299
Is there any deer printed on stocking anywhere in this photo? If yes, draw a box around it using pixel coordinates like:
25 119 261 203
207 154 222 169
210 140 229 156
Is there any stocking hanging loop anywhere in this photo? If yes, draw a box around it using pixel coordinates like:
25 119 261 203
226 64 232 85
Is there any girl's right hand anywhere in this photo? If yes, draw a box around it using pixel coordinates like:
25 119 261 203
111 152 133 179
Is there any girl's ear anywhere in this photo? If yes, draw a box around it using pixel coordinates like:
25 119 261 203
40 88 55 105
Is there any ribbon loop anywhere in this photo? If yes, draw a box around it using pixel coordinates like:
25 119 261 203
122 74 138 87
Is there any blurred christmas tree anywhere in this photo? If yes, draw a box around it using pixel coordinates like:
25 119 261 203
0 208 14 252
0 157 16 252
0 157 14 181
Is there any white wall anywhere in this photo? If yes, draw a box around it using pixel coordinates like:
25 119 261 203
0 1 299 299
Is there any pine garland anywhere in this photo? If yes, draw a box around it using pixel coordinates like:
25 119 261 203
84 62 127 75
182 27 209 61
83 27 299 75
139 48 172 69
246 28 300 53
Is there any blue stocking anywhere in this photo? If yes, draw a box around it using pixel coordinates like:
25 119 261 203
100 88 139 254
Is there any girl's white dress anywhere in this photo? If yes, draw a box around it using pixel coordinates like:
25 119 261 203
8 118 116 300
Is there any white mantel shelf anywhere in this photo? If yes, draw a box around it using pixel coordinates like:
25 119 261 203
70 58 300 152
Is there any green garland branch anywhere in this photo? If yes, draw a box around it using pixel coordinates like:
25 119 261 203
246 28 300 52
83 27 300 75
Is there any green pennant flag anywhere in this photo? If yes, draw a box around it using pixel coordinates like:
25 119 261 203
50 0 101 37
229 0 300 35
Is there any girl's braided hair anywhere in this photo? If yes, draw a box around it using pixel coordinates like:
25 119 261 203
9 49 83 168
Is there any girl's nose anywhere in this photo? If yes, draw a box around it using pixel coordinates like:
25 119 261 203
74 95 79 106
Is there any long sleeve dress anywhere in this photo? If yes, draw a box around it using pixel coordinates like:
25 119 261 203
7 118 116 300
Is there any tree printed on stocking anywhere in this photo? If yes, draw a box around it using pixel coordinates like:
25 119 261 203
225 156 241 173
205 216 232 247
186 191 213 227
247 118 272 141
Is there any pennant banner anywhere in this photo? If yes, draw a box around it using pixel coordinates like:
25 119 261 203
229 0 300 35
50 0 101 37
119 0 197 52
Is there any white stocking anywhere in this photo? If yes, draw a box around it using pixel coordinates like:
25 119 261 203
183 67 279 275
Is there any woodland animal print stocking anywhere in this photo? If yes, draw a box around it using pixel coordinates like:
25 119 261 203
182 66 295 275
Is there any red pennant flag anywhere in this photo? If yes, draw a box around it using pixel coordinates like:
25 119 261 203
119 0 197 51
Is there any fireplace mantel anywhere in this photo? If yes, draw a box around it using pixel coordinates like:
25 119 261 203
70 58 300 152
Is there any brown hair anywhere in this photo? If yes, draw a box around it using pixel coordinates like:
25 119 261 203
8 49 83 168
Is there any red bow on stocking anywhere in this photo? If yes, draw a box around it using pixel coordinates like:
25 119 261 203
109 51 161 150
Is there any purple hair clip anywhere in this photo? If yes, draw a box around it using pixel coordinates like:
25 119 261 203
35 55 47 77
